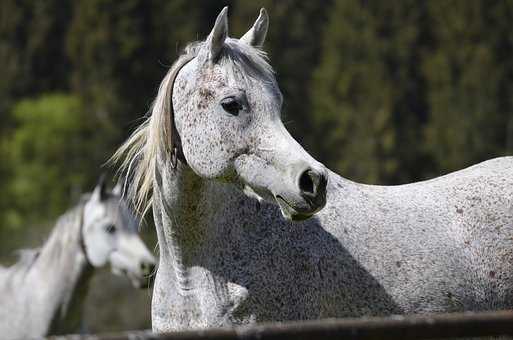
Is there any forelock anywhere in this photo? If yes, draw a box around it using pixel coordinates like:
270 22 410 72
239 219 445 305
183 38 275 84
106 196 138 232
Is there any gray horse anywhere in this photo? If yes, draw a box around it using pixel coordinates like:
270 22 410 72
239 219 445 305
0 177 156 339
115 7 513 332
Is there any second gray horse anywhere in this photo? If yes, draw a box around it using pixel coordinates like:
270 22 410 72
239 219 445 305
0 177 156 339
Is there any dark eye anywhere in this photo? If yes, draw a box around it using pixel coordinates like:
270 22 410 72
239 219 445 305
221 97 243 116
105 224 117 234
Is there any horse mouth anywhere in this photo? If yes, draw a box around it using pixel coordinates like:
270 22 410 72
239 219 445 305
112 266 154 289
131 275 154 289
275 195 314 221
128 271 153 289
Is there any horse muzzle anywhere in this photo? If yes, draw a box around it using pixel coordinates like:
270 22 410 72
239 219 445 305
274 166 328 221
235 153 328 221
110 251 156 289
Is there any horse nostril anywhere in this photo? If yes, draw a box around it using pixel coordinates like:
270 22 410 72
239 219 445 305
299 169 316 196
299 168 328 207
141 262 156 276
318 171 328 198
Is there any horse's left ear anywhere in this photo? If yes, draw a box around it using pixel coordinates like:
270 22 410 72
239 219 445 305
112 181 123 196
206 6 229 62
240 8 269 48
92 174 108 201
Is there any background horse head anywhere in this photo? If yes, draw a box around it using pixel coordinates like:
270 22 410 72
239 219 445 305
83 176 156 288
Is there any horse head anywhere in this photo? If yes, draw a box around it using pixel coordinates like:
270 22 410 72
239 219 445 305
82 176 156 288
170 7 328 221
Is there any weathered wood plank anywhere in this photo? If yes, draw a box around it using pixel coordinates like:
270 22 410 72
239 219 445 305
49 310 513 340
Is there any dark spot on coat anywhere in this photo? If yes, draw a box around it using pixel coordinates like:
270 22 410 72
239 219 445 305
489 270 496 278
199 87 214 99
456 208 464 214
318 263 324 280
233 252 241 261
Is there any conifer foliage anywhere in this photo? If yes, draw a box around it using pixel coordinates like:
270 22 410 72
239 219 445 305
1 0 512 250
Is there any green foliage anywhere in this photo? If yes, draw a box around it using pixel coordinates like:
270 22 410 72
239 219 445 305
67 0 147 122
0 0 511 225
311 1 400 183
311 0 513 183
423 1 513 174
0 0 72 109
5 94 106 228
0 0 512 222
66 0 206 131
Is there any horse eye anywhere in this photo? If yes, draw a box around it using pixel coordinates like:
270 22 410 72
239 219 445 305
221 98 243 116
105 224 117 234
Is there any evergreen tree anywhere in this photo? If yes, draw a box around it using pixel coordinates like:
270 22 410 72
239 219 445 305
0 0 72 228
6 94 104 228
66 0 207 143
67 0 148 139
0 0 71 112
311 0 398 183
423 1 513 175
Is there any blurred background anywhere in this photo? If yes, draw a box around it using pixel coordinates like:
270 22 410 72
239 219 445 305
1 0 512 333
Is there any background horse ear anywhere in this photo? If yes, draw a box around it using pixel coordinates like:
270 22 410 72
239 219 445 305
112 181 123 196
240 8 269 48
92 173 108 201
206 6 229 61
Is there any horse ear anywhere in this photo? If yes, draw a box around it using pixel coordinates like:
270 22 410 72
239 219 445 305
206 6 229 62
112 181 123 196
240 8 269 48
92 174 108 201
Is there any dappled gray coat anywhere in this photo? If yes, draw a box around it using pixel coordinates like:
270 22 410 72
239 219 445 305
115 7 513 332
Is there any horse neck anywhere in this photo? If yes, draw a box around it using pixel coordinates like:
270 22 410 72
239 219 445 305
32 204 94 334
153 157 212 288
153 158 201 260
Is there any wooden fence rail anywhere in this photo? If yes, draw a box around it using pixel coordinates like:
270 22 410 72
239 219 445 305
50 310 513 340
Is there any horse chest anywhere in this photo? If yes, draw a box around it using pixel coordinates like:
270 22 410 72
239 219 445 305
152 264 254 331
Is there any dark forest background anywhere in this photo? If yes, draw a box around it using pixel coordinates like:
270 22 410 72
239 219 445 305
1 0 512 333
